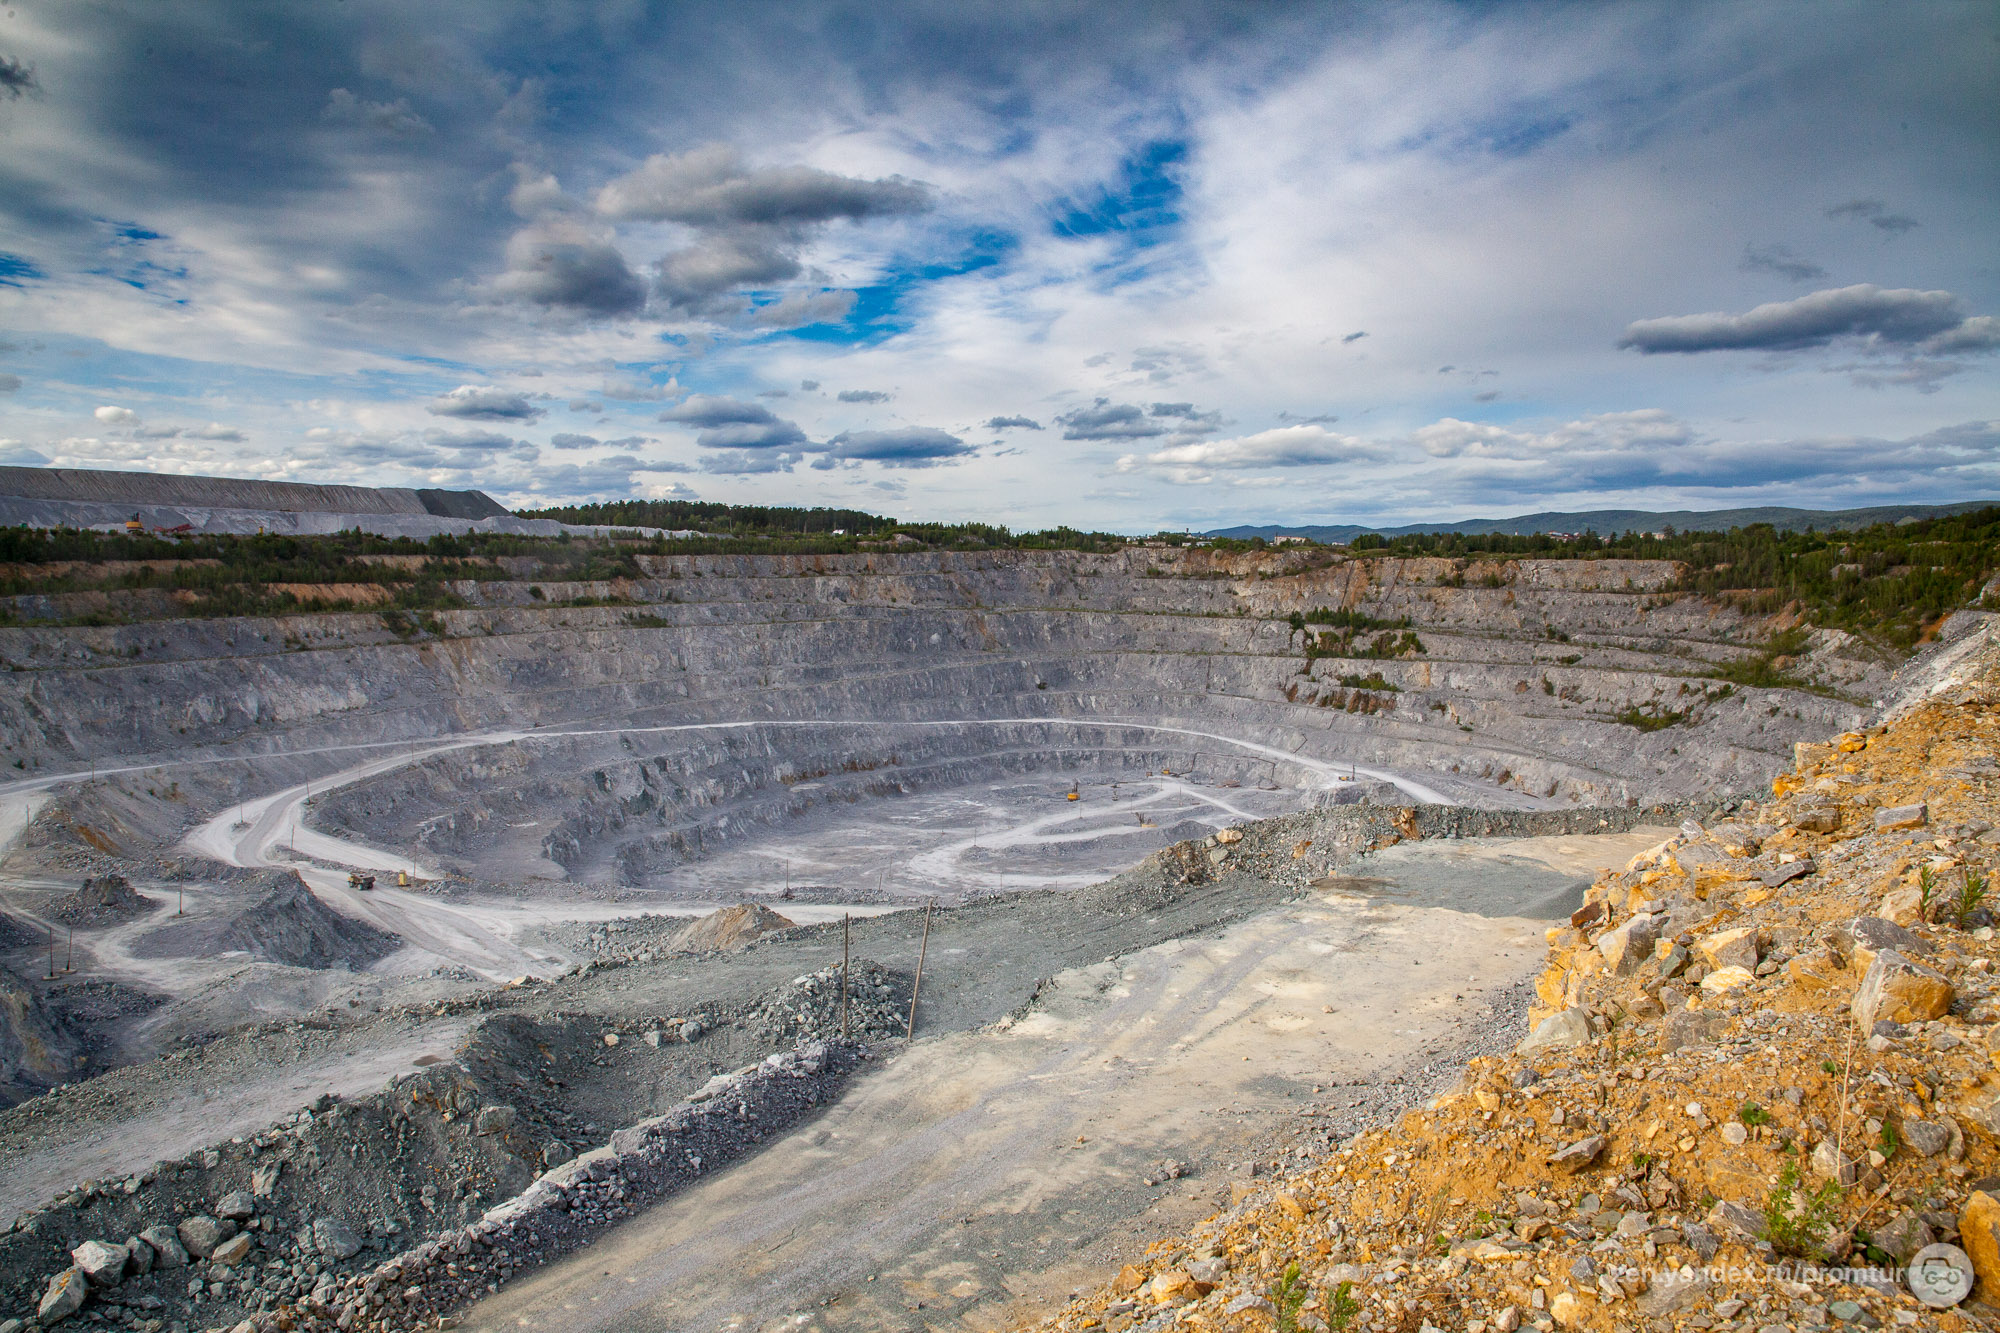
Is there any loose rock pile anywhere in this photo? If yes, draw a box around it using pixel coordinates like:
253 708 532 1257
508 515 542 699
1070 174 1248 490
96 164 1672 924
1027 648 2000 1331
742 961 912 1043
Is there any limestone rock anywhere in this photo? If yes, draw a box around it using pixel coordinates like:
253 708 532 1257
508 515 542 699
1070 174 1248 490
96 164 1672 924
1699 965 1755 994
1875 803 1929 831
1548 1134 1606 1171
1596 915 1658 977
475 1104 516 1136
209 1232 252 1266
1870 1209 1934 1264
1660 1007 1726 1051
123 1236 153 1276
1960 1191 2000 1302
1519 1007 1592 1055
137 1225 187 1268
176 1214 235 1259
1811 1139 1860 1187
215 1189 256 1220
1792 800 1841 834
1708 1199 1769 1241
1549 1290 1584 1327
1844 916 1923 972
1696 926 1760 972
69 1239 127 1286
1785 947 1845 993
38 1267 87 1323
1903 1117 1952 1157
311 1217 363 1260
1850 949 1953 1032
1878 887 1926 927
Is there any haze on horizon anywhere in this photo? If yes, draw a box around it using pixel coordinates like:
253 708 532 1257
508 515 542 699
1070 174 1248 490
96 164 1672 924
0 1 1994 532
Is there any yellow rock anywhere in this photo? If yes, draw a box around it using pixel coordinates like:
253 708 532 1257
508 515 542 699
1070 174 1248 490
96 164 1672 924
1878 887 1925 927
1960 1191 2000 1301
1696 927 1760 971
1275 1192 1307 1221
1699 965 1756 994
1550 1290 1585 1327
1113 1265 1147 1296
1475 1088 1501 1113
1785 950 1845 993
1836 732 1867 753
1773 771 1803 797
1149 1270 1200 1303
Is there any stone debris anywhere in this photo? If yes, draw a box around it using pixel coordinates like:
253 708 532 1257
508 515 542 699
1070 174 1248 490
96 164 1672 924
1023 642 2000 1333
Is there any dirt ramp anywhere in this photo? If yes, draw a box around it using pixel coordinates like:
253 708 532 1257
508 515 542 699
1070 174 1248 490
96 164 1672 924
668 902 795 953
221 874 402 970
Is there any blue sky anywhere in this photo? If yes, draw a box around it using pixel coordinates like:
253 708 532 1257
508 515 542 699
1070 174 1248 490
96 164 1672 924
0 1 1994 529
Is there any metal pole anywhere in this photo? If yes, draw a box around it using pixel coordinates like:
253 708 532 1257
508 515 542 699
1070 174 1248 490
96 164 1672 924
65 927 73 973
841 914 851 1041
46 924 55 980
905 900 932 1040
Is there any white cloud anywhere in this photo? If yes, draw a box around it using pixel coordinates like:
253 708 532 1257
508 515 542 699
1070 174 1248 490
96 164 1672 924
94 405 137 424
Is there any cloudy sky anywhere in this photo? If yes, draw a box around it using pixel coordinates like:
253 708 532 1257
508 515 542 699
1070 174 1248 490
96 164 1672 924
0 2 1994 530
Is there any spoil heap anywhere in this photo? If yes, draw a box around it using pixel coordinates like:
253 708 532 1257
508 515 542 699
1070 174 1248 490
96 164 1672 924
1028 645 2000 1330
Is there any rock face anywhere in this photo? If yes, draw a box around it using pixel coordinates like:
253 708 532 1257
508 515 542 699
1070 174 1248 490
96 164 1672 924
0 961 77 1106
668 904 796 953
216 873 401 970
1850 949 1953 1031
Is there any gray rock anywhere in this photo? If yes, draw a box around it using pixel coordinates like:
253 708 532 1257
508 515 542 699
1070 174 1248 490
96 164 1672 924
1636 1268 1712 1315
1548 1134 1607 1172
138 1225 187 1268
1875 803 1928 830
176 1214 236 1259
1518 1007 1592 1054
123 1236 154 1276
69 1239 128 1286
0 1316 23 1333
38 1267 88 1323
1760 860 1813 888
1845 916 1923 960
1683 1222 1719 1260
1186 1256 1227 1284
1869 1209 1933 1264
1707 1199 1768 1241
1597 914 1658 977
209 1232 252 1266
1902 1117 1952 1157
681 1019 707 1042
475 1103 517 1135
1811 1138 1860 1186
250 1161 282 1196
1792 801 1841 834
542 1140 575 1169
1660 1008 1726 1051
311 1217 363 1261
215 1189 256 1220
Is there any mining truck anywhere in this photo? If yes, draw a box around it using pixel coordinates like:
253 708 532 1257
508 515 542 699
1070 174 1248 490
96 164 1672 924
347 871 376 891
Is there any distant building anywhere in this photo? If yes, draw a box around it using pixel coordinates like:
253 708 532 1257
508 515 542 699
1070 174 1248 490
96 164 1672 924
1272 534 1309 546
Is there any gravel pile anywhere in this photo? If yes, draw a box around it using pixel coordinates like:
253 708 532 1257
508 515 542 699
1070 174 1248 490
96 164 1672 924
743 961 912 1044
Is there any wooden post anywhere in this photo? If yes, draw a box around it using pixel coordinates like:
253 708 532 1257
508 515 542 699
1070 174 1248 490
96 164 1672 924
65 926 73 973
905 900 932 1040
46 924 55 980
841 914 851 1041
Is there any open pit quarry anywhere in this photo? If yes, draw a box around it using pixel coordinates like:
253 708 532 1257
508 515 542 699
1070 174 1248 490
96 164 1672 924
3 513 1967 1333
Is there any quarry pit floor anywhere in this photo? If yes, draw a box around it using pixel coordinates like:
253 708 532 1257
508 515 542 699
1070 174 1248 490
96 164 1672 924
457 828 1667 1333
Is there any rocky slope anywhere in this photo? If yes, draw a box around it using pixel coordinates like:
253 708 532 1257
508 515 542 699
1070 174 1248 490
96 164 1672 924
1027 621 2000 1332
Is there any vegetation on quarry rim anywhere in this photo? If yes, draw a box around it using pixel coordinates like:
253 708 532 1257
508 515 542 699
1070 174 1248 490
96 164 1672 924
1 506 1994 654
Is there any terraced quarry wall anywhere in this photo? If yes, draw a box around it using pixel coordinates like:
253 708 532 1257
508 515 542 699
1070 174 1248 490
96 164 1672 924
0 550 1870 838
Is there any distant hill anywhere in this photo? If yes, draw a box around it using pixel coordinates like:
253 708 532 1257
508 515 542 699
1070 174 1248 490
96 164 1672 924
1205 501 2000 543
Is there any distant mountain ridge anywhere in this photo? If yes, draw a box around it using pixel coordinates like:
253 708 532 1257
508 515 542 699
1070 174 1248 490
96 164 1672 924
1204 500 2000 543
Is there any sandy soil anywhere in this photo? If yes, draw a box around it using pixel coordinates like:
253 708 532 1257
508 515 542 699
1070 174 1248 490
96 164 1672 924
458 830 1663 1333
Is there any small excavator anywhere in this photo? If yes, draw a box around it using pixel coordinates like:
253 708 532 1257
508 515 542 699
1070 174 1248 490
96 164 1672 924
347 871 377 892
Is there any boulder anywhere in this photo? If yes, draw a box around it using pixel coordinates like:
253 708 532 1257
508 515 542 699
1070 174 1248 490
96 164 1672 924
209 1232 252 1267
1707 1199 1769 1241
123 1236 154 1276
1548 1134 1606 1172
1844 917 1923 972
1661 1008 1726 1051
138 1225 187 1268
38 1267 88 1323
311 1217 363 1261
69 1239 127 1286
1792 801 1841 834
215 1189 256 1220
1785 947 1846 993
1519 1007 1592 1055
1696 927 1760 972
1851 950 1953 1032
1870 1209 1934 1265
1597 915 1658 976
176 1214 235 1259
1903 1117 1953 1157
1961 1191 2000 1301
1760 860 1814 888
1699 965 1756 995
1875 803 1929 831
475 1104 516 1136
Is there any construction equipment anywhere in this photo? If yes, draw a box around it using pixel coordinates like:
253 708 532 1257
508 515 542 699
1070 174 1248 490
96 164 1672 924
347 871 377 891
1066 782 1080 801
395 870 411 887
124 513 144 534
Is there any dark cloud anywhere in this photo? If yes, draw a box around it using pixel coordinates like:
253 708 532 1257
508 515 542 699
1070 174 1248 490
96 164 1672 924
1473 390 1501 402
658 394 779 427
985 415 1042 430
0 373 20 394
692 420 810 450
422 426 522 452
1618 285 1976 354
0 54 37 99
1740 244 1826 283
837 389 891 404
800 381 820 391
652 230 800 310
1057 399 1167 440
320 89 433 138
549 432 600 449
1825 199 1919 236
756 389 789 398
496 224 646 316
825 427 973 467
594 144 931 226
427 385 545 421
1341 331 1367 343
